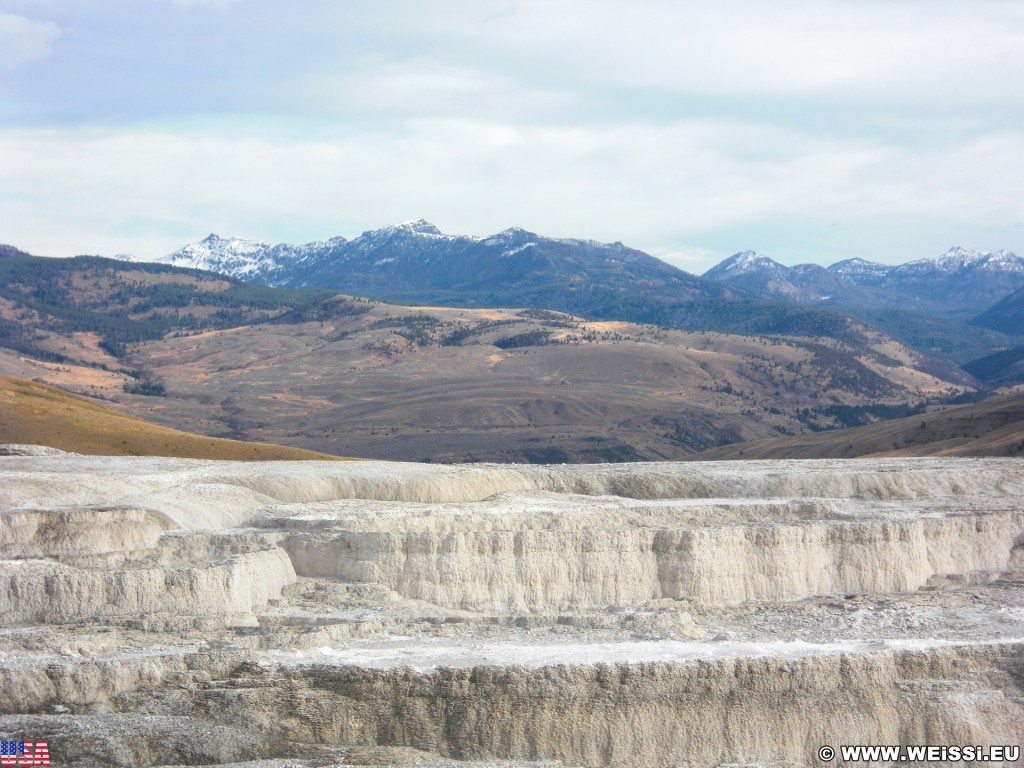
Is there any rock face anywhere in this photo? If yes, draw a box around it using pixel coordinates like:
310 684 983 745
1 453 1023 767
277 497 1022 610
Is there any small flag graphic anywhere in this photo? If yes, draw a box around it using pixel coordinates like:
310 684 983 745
0 741 50 767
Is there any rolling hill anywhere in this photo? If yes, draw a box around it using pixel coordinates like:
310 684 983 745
37 301 972 463
0 245 986 463
0 250 340 365
0 376 346 460
972 285 1024 335
689 393 1024 460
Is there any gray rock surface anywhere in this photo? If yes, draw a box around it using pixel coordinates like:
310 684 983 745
1 452 1022 766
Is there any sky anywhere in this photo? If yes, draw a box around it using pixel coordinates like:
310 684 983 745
2 0 1023 274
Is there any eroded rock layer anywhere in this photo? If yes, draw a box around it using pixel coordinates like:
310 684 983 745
1 453 1022 767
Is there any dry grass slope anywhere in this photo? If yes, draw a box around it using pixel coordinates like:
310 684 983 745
101 304 969 463
0 376 349 460
690 393 1024 460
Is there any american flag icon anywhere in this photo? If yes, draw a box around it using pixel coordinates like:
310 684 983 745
0 741 50 767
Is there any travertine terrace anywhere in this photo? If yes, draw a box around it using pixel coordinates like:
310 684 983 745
1 449 1022 766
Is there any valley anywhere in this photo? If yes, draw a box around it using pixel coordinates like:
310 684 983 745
0 294 967 463
690 390 1024 460
1 240 1007 463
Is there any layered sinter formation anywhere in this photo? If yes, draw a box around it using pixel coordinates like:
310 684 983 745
1 453 1022 767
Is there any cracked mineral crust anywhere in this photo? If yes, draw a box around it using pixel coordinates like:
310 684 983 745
1 452 1022 767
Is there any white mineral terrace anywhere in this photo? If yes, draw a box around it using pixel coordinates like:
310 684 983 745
1 452 1022 767
266 636 1024 671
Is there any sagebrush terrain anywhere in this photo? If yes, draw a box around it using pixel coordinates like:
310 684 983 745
0 376 345 460
691 391 1024 460
0 243 1018 461
4 296 968 462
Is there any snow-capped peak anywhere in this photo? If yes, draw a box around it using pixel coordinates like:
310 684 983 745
738 250 771 267
159 234 273 276
294 235 348 251
483 227 539 247
901 247 1024 274
393 219 444 236
352 219 472 244
159 232 347 281
916 246 984 271
832 257 877 269
703 251 785 279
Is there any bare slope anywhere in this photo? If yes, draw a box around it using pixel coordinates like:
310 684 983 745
0 376 346 460
111 304 969 463
690 392 1024 460
0 249 978 462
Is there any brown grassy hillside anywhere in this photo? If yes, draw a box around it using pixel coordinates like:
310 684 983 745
0 376 348 460
0 251 978 462
105 303 969 463
690 394 1024 460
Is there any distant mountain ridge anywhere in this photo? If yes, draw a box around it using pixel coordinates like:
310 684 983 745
162 232 349 283
0 248 976 463
702 246 1024 317
139 225 1024 363
155 219 731 321
154 226 1023 322
973 285 1024 335
149 223 900 352
157 219 706 297
703 250 874 305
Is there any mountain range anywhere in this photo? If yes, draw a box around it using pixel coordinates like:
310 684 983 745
143 222 1024 365
0 246 983 462
1 219 1021 462
703 246 1024 318
9 223 1020 375
157 219 722 310
154 223 1024 324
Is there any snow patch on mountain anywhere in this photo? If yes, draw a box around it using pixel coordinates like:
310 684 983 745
827 258 890 280
374 219 468 241
501 243 537 258
899 247 1024 275
703 251 786 280
138 226 1024 318
162 234 274 277
157 233 348 282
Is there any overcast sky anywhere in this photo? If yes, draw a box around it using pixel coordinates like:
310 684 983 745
2 1 1023 273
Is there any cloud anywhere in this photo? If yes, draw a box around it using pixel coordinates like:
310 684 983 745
300 60 570 120
0 13 59 71
2 2 1021 268
10 2 1022 128
3 118 1021 266
419 0 1024 107
648 246 729 273
170 0 238 8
